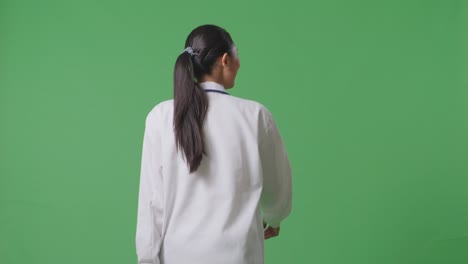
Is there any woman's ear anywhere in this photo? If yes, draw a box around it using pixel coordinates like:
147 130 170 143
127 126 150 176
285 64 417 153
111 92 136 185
220 52 230 68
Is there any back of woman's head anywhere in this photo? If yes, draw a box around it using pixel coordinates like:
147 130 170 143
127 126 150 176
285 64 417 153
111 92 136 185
173 24 235 173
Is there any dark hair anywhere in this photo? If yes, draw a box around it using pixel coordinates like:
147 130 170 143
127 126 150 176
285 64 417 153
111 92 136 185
173 24 235 173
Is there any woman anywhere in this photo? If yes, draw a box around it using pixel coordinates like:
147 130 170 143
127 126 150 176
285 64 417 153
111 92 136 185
135 24 292 264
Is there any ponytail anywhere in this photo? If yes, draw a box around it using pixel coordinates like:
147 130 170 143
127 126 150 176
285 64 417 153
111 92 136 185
173 51 209 173
173 24 234 173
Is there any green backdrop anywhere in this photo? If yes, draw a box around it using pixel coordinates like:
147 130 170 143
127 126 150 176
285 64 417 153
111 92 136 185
1 0 467 263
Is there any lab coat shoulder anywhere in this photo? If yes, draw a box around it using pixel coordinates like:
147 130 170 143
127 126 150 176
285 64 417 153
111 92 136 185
226 95 273 127
145 99 174 126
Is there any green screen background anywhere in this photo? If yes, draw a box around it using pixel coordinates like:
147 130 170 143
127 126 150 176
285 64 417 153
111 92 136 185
1 0 467 263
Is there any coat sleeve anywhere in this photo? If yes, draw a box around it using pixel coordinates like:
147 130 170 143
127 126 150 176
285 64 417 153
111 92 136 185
258 107 293 228
135 111 164 264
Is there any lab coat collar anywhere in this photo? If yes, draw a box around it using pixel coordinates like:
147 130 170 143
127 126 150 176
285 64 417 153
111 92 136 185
198 81 227 93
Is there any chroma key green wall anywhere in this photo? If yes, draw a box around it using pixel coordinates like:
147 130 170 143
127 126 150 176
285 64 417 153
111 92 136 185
1 0 467 263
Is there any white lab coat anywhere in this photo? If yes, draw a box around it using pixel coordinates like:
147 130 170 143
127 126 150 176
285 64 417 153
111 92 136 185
135 81 292 264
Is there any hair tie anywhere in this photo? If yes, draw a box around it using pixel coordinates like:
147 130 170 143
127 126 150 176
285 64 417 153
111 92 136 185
182 46 197 56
